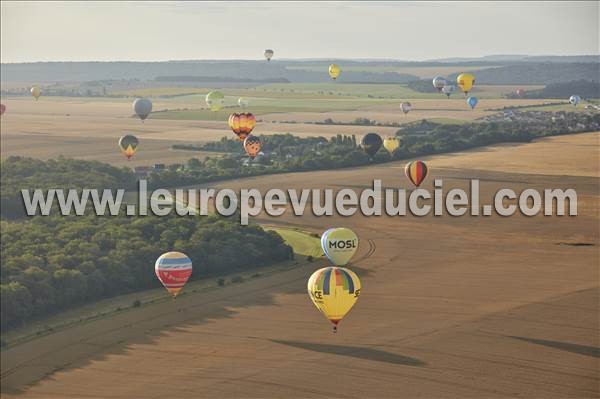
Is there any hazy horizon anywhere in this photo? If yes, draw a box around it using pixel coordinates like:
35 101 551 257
1 1 598 63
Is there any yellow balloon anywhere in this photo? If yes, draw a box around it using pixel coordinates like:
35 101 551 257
31 86 41 100
205 91 225 112
328 64 341 80
383 137 401 155
321 227 358 266
456 73 475 94
307 267 361 332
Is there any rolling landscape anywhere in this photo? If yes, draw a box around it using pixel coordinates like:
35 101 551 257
1 1 599 398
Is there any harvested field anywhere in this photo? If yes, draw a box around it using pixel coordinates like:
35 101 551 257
2 133 598 398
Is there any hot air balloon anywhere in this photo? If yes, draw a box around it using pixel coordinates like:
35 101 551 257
206 91 225 112
308 266 361 333
31 86 41 100
264 49 274 62
569 95 581 107
238 97 249 108
383 136 401 156
228 112 256 141
405 160 428 187
321 227 358 266
329 64 341 80
516 89 525 97
360 133 382 159
118 134 139 160
432 76 446 93
155 252 193 298
442 84 456 98
0 104 6 116
400 102 412 115
467 96 478 109
244 135 261 159
133 98 152 121
456 73 475 95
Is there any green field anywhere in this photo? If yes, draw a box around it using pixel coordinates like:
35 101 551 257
265 226 323 257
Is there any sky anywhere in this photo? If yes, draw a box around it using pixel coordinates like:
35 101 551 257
1 1 598 63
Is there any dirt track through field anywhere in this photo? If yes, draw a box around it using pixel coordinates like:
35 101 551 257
1 133 598 398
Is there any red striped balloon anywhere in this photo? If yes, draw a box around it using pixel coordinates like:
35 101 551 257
155 252 193 298
404 160 428 187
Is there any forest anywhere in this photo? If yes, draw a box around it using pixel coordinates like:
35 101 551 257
1 213 292 330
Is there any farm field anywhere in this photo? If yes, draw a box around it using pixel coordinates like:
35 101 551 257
0 91 555 166
1 132 598 398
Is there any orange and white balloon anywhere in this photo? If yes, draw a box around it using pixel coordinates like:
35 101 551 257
243 135 262 159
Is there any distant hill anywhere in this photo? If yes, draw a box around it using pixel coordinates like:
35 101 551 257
509 80 600 99
1 57 597 85
407 62 599 92
446 63 599 85
0 60 419 84
428 55 599 63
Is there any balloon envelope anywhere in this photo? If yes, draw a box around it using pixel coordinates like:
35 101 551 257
244 135 261 158
133 98 152 121
405 160 428 187
228 112 256 141
383 137 401 155
442 84 456 98
206 91 225 112
321 227 358 266
31 86 41 100
360 133 383 159
118 134 139 160
238 97 249 108
467 96 478 109
155 252 193 298
264 49 274 61
329 64 341 80
516 89 525 97
308 266 361 332
400 102 412 114
456 73 475 94
432 76 446 92
569 95 581 106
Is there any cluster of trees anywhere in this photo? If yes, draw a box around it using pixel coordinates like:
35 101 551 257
1 157 137 218
161 111 600 188
176 133 330 155
506 80 600 99
397 112 600 154
407 79 438 93
1 214 291 330
1 156 136 200
158 134 368 187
